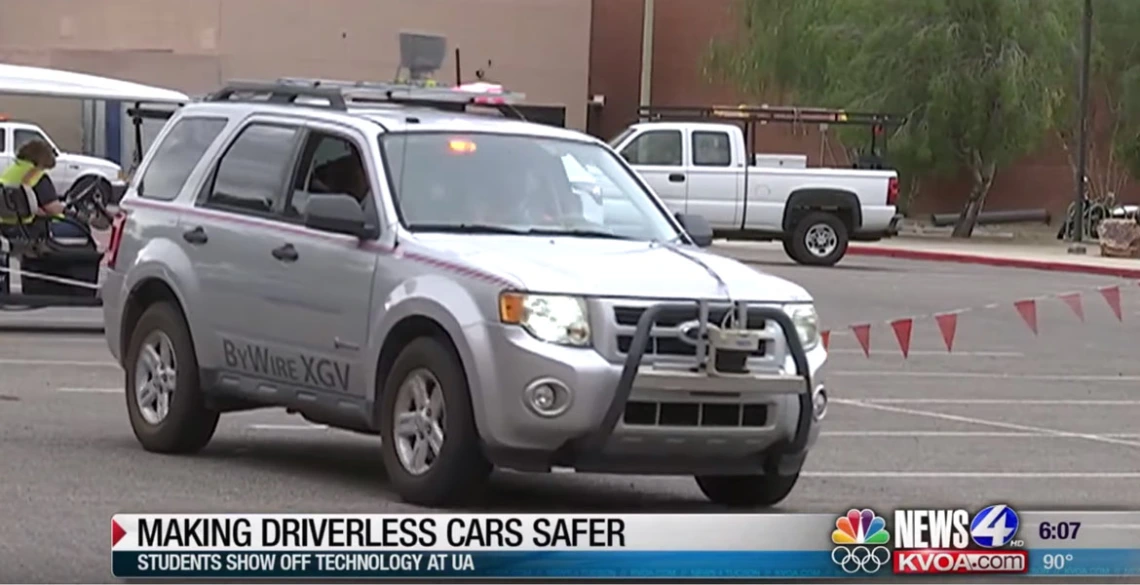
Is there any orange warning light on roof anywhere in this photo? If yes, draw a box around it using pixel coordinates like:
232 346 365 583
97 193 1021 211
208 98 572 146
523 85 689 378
0 115 9 121
448 138 477 154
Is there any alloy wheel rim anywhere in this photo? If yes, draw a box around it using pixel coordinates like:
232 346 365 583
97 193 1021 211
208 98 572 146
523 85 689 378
134 330 177 425
392 368 446 476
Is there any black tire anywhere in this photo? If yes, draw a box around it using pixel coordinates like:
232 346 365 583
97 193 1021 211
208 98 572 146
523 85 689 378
787 211 849 266
67 176 110 204
379 336 491 507
695 473 800 508
781 237 796 258
124 302 219 454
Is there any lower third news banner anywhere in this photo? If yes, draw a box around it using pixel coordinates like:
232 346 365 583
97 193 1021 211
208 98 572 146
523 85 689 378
110 510 1140 579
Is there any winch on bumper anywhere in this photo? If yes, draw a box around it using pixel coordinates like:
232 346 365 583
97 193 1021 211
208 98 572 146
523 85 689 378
479 299 826 476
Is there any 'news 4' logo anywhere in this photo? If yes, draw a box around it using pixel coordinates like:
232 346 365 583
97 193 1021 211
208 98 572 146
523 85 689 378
970 504 1021 548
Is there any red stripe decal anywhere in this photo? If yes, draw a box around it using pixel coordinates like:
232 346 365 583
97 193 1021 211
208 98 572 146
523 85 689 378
122 198 516 287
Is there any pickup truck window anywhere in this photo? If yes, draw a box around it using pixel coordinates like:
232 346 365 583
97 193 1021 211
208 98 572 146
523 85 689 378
0 129 5 153
608 128 634 149
619 130 682 166
13 128 50 153
381 132 682 243
206 123 301 217
692 131 732 167
138 117 227 201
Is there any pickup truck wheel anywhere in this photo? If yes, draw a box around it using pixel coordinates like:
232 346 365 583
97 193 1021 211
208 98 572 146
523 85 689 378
788 212 848 266
124 302 219 454
694 473 800 508
380 336 491 507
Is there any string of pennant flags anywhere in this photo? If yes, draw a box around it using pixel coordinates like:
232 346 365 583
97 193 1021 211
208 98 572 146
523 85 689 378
820 281 1131 358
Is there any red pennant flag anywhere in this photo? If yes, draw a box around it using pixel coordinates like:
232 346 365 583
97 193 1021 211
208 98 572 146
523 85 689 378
934 312 958 352
1099 285 1123 321
890 318 913 358
1058 292 1084 322
850 324 871 357
1014 299 1038 335
821 330 831 351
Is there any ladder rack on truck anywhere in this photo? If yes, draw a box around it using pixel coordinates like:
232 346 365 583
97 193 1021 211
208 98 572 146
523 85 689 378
637 104 905 167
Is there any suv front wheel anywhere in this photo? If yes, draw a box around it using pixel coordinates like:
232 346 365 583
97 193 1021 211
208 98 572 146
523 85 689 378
124 302 219 453
379 336 491 507
695 473 800 508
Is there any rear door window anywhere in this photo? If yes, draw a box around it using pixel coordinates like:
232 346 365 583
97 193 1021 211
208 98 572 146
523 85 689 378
137 117 227 201
204 123 301 217
692 131 732 167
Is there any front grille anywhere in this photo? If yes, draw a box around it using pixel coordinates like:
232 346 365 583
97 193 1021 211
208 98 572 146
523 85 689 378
614 306 768 328
613 305 769 358
623 401 769 428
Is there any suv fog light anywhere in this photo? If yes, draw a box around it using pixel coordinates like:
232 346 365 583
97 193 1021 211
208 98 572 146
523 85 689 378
812 385 828 421
525 378 572 418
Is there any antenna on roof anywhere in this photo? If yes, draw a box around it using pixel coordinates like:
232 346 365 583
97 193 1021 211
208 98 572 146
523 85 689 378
397 32 447 85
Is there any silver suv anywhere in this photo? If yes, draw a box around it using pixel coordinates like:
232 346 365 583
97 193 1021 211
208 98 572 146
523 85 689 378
101 79 830 508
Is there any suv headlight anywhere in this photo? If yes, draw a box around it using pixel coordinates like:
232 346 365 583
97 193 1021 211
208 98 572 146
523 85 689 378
499 293 591 347
782 304 820 351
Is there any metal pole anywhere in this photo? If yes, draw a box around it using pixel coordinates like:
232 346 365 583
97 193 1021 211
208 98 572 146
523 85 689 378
638 0 655 107
1069 0 1093 254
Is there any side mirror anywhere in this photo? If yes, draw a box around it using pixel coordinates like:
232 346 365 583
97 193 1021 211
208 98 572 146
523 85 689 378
304 193 369 237
675 213 714 247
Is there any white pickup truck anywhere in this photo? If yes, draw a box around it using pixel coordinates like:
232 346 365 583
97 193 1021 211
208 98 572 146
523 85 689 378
0 117 128 203
611 121 902 265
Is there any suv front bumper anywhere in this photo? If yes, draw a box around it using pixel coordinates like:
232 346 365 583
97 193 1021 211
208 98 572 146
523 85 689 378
473 302 822 476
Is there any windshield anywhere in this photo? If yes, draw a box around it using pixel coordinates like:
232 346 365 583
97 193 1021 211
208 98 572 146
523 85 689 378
380 132 682 242
607 128 635 149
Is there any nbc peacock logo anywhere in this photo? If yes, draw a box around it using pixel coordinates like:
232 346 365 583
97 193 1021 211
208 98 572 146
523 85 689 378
830 508 892 574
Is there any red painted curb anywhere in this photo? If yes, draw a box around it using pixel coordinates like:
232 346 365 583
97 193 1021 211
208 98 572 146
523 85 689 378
847 244 1140 279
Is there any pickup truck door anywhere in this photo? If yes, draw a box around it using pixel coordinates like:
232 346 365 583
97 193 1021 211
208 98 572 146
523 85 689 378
618 128 688 214
684 128 740 228
0 128 11 170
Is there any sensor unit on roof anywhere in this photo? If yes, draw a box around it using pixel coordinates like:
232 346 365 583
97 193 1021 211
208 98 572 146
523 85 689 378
399 32 447 82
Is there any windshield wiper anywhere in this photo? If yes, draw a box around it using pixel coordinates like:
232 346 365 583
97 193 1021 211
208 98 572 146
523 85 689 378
408 224 632 240
407 223 529 235
522 227 632 240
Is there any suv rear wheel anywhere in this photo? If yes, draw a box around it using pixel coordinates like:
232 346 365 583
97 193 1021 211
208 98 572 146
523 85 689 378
694 473 800 508
124 302 219 453
379 336 491 507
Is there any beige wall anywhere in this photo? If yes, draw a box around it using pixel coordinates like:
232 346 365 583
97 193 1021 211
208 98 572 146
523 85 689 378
0 0 592 150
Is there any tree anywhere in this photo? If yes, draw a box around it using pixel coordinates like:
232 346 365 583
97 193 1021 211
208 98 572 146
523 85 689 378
1053 0 1140 208
706 0 1075 237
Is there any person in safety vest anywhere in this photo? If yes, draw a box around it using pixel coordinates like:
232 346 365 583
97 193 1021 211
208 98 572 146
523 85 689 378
0 139 84 237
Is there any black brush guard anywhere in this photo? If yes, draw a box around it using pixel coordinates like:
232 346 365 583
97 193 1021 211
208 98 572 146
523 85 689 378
563 300 814 460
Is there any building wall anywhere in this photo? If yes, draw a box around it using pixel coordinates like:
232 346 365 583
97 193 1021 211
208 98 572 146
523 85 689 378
0 0 593 151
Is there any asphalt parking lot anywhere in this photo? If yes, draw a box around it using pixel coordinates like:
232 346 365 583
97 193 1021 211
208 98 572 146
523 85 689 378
2 245 1139 581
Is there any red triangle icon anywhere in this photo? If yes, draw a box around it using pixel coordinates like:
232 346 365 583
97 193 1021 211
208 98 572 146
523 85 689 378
112 519 126 546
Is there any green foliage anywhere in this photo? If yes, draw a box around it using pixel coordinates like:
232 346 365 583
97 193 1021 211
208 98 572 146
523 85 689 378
1089 0 1140 180
706 0 1077 230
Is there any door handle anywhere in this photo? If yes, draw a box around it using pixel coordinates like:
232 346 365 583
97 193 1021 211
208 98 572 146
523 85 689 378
271 243 299 262
668 173 686 183
182 226 208 245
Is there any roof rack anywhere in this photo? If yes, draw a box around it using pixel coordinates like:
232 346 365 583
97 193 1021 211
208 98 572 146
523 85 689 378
205 78 527 112
638 104 905 127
